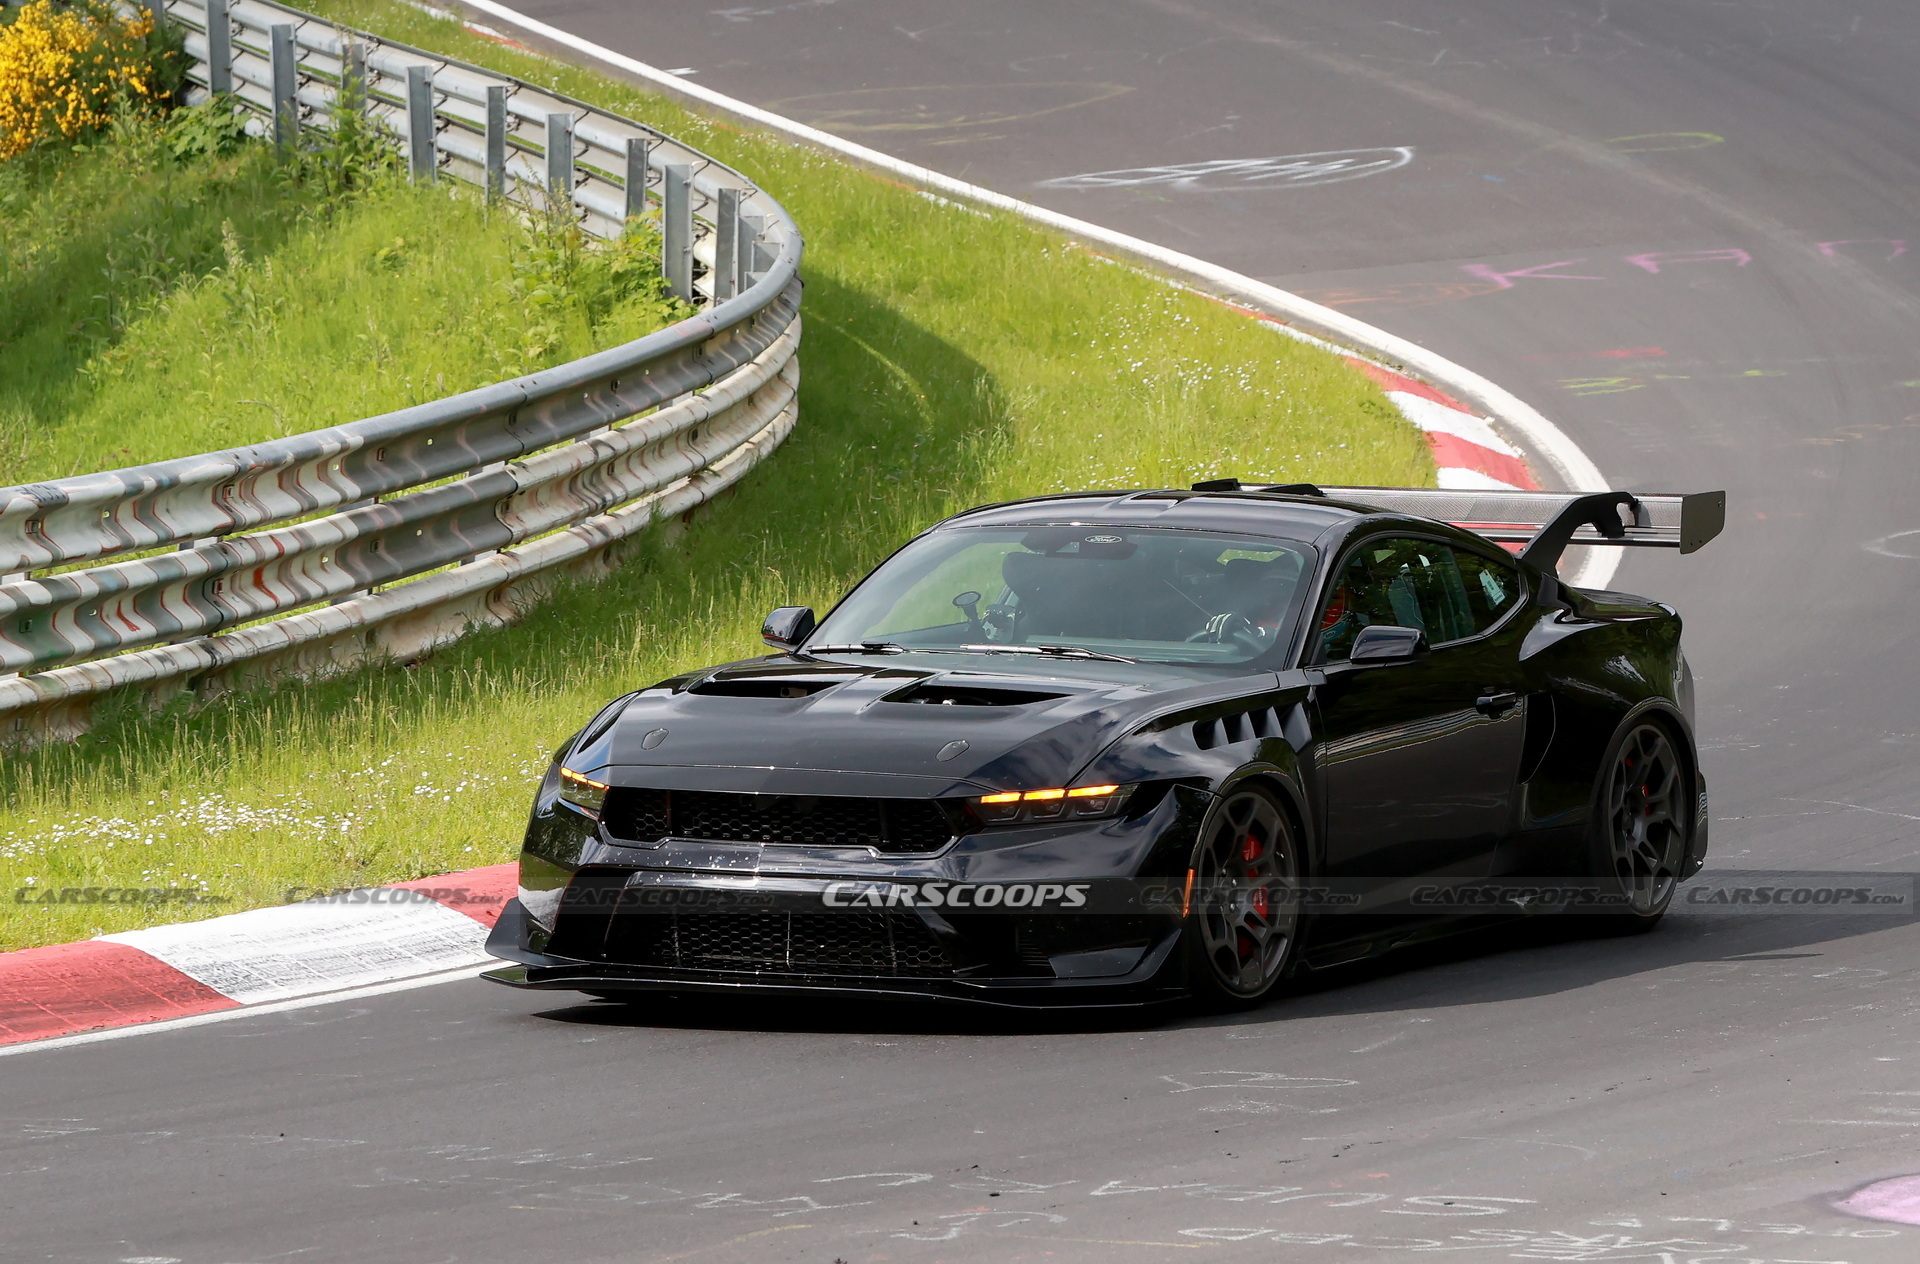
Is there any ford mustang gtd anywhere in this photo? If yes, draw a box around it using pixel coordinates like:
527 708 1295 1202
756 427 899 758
485 482 1724 1008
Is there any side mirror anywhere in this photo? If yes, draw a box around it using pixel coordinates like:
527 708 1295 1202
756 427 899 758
761 606 816 651
1348 624 1429 666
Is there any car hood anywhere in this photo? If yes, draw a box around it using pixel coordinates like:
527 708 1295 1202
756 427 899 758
570 654 1275 796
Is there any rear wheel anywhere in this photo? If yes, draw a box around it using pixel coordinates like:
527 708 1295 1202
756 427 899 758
1586 720 1690 932
1184 786 1301 1008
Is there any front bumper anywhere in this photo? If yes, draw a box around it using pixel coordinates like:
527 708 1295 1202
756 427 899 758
492 777 1212 1007
483 895 1188 1008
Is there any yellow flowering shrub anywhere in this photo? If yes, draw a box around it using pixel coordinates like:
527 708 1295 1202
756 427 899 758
0 1 159 161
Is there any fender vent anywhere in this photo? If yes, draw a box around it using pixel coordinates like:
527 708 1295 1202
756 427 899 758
1193 706 1284 751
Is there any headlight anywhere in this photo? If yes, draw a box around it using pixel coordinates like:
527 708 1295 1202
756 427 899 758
558 767 609 818
972 784 1135 826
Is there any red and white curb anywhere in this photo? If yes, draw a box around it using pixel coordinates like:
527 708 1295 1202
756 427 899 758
1351 359 1540 492
0 864 515 1047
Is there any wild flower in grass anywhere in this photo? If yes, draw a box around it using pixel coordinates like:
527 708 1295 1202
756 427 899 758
0 791 361 865
0 0 171 161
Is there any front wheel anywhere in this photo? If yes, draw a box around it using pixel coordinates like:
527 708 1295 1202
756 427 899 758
1586 720 1691 933
1183 785 1302 1008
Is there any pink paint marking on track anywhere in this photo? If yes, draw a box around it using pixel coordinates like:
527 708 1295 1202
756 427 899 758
1835 1174 1920 1225
0 940 236 1045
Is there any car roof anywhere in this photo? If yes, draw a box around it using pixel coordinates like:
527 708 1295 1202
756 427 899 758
937 489 1383 542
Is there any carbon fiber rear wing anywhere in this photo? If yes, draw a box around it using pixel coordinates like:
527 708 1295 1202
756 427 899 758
1189 481 1726 572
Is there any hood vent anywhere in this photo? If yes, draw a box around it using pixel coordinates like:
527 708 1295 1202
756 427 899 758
1193 706 1283 750
886 683 1069 707
689 677 848 699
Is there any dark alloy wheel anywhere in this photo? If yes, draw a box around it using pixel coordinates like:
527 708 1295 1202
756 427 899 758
1591 721 1690 929
1185 786 1301 1007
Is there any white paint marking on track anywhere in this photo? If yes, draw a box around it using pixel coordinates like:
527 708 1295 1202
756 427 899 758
0 964 492 1059
97 899 492 1005
1037 148 1415 192
449 0 1622 596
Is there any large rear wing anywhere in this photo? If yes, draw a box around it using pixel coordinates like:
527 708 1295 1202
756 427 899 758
1189 481 1725 572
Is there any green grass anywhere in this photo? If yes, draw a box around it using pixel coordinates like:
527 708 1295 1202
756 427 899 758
0 0 1433 951
0 110 686 485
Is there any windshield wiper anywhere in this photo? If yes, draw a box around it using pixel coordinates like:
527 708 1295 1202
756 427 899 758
958 643 1139 664
805 641 1138 664
803 641 913 655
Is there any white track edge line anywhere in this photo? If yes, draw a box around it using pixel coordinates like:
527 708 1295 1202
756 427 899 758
453 0 1621 591
0 963 491 1058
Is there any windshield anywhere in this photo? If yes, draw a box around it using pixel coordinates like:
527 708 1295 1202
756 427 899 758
809 526 1316 665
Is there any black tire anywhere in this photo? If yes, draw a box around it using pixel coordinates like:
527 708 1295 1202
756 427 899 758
1584 719 1692 934
1183 785 1303 1008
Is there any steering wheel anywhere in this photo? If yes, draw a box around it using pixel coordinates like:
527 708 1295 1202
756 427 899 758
1185 611 1268 653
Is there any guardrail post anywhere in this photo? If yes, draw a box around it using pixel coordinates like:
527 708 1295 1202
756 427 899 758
407 65 435 182
269 24 299 152
340 41 366 114
713 188 740 302
148 0 167 29
484 85 508 203
205 0 232 95
663 164 693 302
739 213 763 290
623 136 650 225
545 112 574 206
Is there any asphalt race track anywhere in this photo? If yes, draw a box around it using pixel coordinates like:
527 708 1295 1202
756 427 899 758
9 3 1920 1260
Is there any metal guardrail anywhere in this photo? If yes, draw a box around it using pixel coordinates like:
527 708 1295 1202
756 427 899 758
0 0 802 744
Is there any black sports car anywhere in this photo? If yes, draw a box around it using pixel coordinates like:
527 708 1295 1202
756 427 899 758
485 481 1724 1008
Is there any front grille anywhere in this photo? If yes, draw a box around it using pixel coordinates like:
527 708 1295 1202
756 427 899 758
605 909 954 977
603 789 957 853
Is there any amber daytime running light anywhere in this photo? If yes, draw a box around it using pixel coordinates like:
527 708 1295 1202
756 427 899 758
558 767 610 817
973 784 1135 825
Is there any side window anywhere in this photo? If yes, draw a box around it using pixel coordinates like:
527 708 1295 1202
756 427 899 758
1316 537 1480 661
1454 549 1523 633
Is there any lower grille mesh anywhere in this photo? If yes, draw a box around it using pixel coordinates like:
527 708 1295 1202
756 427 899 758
604 909 953 977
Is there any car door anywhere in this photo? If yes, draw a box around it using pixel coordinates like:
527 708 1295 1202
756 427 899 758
1308 535 1531 899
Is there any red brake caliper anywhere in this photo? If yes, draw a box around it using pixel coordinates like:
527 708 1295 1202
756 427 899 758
1243 833 1268 920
